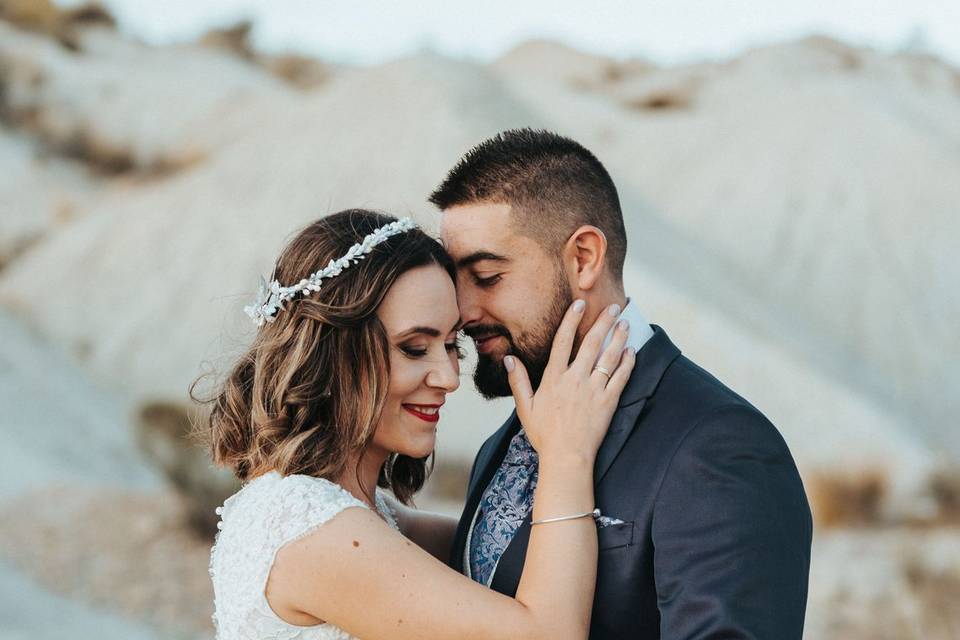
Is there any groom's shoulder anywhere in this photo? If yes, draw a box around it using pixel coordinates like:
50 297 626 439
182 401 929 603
649 351 788 454
661 353 756 410
649 353 810 519
634 325 763 422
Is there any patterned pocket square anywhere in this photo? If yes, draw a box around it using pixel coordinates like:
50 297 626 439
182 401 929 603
595 512 626 528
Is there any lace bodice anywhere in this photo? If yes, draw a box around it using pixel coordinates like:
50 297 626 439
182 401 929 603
210 471 399 640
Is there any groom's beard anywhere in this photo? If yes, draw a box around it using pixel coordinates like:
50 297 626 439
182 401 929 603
467 275 573 400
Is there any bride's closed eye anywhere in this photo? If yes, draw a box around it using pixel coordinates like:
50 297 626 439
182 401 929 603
398 337 466 360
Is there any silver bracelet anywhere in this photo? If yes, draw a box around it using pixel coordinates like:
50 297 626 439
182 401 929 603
531 508 600 526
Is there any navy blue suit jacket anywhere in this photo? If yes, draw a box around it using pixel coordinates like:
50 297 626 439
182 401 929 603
450 326 812 639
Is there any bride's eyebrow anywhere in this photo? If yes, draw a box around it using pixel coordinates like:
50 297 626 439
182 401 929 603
395 326 442 339
395 320 462 339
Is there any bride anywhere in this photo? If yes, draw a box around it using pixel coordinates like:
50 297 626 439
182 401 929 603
201 208 635 639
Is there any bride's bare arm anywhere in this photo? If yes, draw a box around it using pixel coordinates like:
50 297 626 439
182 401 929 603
268 302 634 640
269 452 601 640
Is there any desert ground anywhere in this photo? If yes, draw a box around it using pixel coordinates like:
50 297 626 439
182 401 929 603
1 2 958 638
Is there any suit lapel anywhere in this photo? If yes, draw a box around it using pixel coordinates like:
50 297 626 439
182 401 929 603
470 412 520 497
593 397 649 485
489 512 531 597
487 326 681 592
594 325 680 485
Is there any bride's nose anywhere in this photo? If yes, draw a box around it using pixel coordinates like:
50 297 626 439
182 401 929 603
426 356 460 392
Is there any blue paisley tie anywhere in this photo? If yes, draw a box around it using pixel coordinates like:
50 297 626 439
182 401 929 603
469 428 539 585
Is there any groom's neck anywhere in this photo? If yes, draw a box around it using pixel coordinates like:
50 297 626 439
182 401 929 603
577 284 628 344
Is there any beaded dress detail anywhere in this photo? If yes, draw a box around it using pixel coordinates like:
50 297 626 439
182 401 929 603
210 472 398 640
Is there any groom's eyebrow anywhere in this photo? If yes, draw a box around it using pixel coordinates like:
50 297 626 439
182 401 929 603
456 251 509 269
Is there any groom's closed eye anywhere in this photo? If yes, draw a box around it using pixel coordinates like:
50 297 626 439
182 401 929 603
456 250 509 289
472 273 502 288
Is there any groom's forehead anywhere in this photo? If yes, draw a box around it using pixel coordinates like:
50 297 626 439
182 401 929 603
440 202 516 256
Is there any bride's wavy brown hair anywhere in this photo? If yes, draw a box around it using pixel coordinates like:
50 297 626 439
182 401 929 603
192 209 455 504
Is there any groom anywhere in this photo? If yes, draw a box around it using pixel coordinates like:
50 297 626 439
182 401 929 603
431 129 812 639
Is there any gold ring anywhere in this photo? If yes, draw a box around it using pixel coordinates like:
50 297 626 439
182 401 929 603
593 365 612 378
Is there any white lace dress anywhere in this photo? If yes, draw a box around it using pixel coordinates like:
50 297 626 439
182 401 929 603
210 471 399 640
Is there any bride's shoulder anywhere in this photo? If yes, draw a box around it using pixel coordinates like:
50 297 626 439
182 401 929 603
222 472 369 543
236 471 355 501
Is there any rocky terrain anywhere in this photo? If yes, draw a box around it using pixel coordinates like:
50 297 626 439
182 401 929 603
1 3 958 638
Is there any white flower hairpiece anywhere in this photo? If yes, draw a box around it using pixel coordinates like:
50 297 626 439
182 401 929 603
244 217 419 326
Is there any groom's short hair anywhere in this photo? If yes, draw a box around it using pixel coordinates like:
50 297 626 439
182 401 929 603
429 128 627 282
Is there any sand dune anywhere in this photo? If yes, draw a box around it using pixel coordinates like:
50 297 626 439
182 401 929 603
494 37 960 452
0 51 540 402
0 128 101 266
2 18 959 638
0 310 161 501
1 21 957 517
0 22 299 172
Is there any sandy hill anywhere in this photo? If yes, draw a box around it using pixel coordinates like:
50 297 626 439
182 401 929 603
0 310 161 501
0 25 957 522
2 17 960 638
0 21 300 171
494 36 960 452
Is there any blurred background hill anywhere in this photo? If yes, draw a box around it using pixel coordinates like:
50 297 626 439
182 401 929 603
1 1 958 638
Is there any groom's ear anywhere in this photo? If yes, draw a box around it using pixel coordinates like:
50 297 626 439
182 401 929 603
563 225 607 292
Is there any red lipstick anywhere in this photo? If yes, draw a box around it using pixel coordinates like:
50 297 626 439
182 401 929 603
402 403 442 423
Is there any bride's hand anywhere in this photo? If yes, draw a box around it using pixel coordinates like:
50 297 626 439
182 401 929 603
505 300 636 464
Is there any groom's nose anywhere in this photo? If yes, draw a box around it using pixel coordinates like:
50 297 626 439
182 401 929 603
456 281 485 328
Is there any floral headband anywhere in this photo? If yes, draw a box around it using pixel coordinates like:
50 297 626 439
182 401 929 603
244 217 418 326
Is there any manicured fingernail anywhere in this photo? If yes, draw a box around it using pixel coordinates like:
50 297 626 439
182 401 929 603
503 355 515 372
618 319 629 332
573 299 585 312
608 303 621 317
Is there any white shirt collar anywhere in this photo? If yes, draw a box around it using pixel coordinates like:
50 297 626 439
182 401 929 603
601 297 654 354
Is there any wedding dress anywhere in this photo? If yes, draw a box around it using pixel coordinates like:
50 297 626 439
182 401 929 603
210 471 399 639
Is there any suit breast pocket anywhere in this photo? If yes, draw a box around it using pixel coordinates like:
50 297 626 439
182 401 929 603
597 520 634 551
